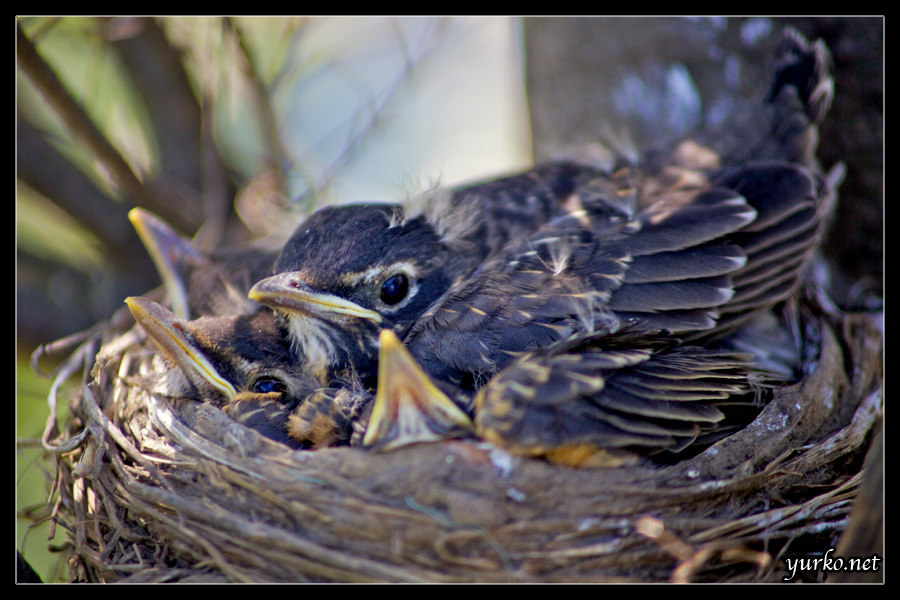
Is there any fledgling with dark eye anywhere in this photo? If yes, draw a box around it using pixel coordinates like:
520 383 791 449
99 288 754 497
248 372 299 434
126 296 315 447
250 162 606 386
253 28 837 400
249 203 458 386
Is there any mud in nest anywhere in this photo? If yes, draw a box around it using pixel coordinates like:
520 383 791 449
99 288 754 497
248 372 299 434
41 307 881 583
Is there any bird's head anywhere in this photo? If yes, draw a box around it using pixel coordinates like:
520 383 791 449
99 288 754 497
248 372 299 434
249 203 455 384
125 296 314 410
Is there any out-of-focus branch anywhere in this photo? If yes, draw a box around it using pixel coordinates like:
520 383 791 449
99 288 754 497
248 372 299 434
107 17 234 243
105 18 204 192
226 17 289 194
16 20 195 234
17 115 140 254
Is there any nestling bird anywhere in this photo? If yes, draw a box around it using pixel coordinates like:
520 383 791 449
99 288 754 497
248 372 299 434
251 28 838 400
125 296 311 447
248 202 457 386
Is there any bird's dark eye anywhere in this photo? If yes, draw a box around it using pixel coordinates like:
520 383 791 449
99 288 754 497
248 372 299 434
380 274 409 305
251 377 287 396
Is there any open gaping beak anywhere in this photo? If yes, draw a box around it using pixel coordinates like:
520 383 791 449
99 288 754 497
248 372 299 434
362 329 473 451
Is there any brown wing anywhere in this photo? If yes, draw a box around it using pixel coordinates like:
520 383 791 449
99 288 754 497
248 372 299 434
474 337 756 463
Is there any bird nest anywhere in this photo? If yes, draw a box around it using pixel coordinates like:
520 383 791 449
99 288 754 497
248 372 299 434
44 306 881 583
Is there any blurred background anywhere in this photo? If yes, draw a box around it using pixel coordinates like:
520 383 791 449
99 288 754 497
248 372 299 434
17 16 532 583
17 17 882 582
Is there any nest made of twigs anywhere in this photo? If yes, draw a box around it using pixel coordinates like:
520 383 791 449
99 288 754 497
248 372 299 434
44 307 881 583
